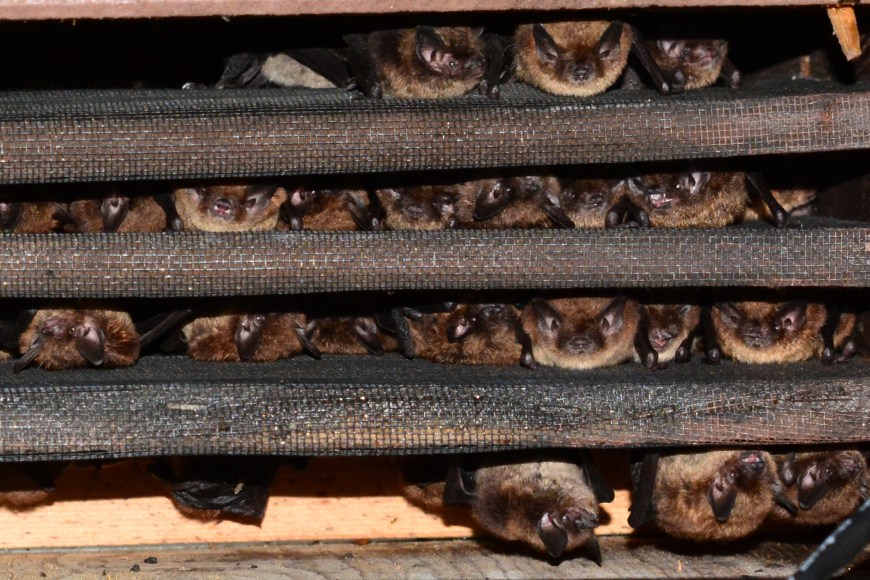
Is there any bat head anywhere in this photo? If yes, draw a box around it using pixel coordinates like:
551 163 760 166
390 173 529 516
472 176 561 222
706 450 767 522
714 301 808 351
796 452 867 510
378 186 457 229
645 304 699 360
16 311 106 371
446 304 513 343
176 184 286 232
655 39 727 73
627 171 712 214
530 21 627 92
532 296 627 358
0 201 22 232
536 506 599 559
100 194 130 233
415 26 486 81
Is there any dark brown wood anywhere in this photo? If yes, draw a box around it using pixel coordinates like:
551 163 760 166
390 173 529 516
1 356 869 461
0 220 869 298
0 85 867 184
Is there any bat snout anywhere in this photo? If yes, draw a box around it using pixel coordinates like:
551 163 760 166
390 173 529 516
211 198 236 219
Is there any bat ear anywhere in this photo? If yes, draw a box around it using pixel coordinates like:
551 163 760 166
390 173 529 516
245 185 280 211
778 302 807 332
585 535 603 566
100 195 130 233
797 462 832 510
75 319 106 367
626 177 646 198
532 23 560 65
678 172 710 196
346 191 383 231
415 26 447 69
707 469 738 522
599 296 627 337
0 201 22 232
778 453 797 487
354 318 385 356
537 513 569 558
473 180 513 221
714 302 743 328
294 320 322 359
596 22 625 60
288 188 315 210
656 39 683 58
677 304 693 316
235 314 266 361
447 315 472 343
531 298 562 338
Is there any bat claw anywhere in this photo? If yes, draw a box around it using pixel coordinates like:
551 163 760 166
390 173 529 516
704 347 722 365
821 346 835 365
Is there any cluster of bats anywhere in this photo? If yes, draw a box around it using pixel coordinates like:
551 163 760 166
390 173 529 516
196 20 742 99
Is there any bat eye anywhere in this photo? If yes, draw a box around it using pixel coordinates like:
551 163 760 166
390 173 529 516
448 59 458 69
682 46 691 58
193 187 206 196
245 196 259 209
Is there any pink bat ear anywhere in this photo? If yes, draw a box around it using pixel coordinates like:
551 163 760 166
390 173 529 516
778 302 807 332
531 298 562 338
597 22 624 59
707 469 738 522
532 24 560 65
447 317 472 343
537 512 568 558
656 39 682 58
415 26 446 68
599 296 628 337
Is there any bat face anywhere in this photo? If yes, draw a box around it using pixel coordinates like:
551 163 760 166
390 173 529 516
472 458 601 560
0 201 64 233
457 176 568 228
284 189 378 231
654 450 777 541
522 296 639 369
305 316 397 356
440 303 524 365
17 309 140 371
174 185 287 232
377 186 458 230
712 301 828 363
415 26 485 82
625 171 747 227
645 304 700 362
183 313 315 362
559 179 620 228
651 39 728 89
515 21 631 97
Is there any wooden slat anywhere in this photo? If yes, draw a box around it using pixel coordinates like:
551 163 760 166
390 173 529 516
1 222 869 298
1 356 869 461
0 0 846 21
0 85 868 184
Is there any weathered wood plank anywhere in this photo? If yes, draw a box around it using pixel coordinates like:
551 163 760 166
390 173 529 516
1 356 868 461
0 84 867 184
1 221 868 298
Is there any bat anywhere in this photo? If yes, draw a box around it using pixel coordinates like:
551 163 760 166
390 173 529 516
635 449 795 542
0 200 67 233
513 21 632 97
65 194 168 233
181 312 321 362
770 450 869 526
304 316 398 356
375 185 459 230
558 178 626 228
742 187 815 222
641 38 739 90
454 176 574 229
344 26 504 99
281 188 382 231
711 301 855 364
520 295 660 370
0 462 66 509
636 304 701 364
172 184 288 232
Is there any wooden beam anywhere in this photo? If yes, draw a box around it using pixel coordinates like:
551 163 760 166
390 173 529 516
828 7 862 61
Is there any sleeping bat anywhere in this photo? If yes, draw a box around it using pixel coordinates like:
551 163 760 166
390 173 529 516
635 304 701 364
375 185 459 230
635 450 792 542
770 450 870 526
520 295 660 370
344 26 503 99
642 39 739 90
150 456 282 523
513 21 632 97
172 185 288 232
304 316 398 356
557 179 627 228
0 462 66 510
281 188 382 231
0 200 66 233
710 301 856 364
181 313 320 362
742 188 815 222
614 171 788 228
65 194 168 233
454 176 574 229
442 452 613 562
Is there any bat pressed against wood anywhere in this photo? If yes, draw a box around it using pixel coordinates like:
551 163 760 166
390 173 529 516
172 185 288 232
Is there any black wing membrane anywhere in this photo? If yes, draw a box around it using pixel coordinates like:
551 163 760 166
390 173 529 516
628 451 660 529
791 497 870 580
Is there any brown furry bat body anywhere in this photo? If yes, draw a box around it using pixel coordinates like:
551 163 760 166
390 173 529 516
282 188 378 231
712 301 855 364
17 309 140 371
514 21 631 97
182 313 313 362
376 185 458 230
559 179 623 228
654 450 780 541
305 316 398 356
521 296 641 369
742 188 815 221
624 172 747 227
455 176 570 229
635 304 700 364
647 39 729 90
365 27 487 99
66 195 167 233
0 201 64 233
0 463 65 509
173 185 287 232
769 450 869 526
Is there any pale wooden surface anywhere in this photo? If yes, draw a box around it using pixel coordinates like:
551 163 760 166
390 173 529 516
0 458 631 550
0 0 845 20
2 537 866 580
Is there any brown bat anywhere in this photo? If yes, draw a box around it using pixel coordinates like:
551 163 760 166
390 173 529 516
455 176 574 229
0 201 66 233
182 313 320 362
0 462 66 509
648 450 791 542
514 21 631 97
711 301 855 364
65 194 168 233
635 304 701 364
304 316 398 356
281 188 381 231
345 26 493 99
375 185 459 230
742 188 815 221
645 39 737 90
173 184 288 232
16 309 141 371
521 296 659 370
558 179 626 228
770 450 870 526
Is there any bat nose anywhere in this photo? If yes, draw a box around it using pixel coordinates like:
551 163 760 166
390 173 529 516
213 198 235 217
739 451 766 477
571 64 591 82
